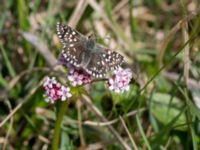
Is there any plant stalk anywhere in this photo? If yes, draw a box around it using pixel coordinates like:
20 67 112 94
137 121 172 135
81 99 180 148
52 100 68 150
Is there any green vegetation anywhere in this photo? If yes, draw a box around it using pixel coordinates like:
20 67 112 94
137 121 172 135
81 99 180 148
0 0 200 149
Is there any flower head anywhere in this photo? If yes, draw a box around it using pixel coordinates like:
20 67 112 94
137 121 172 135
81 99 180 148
108 68 132 93
43 77 72 103
67 67 92 86
58 53 72 68
58 54 92 86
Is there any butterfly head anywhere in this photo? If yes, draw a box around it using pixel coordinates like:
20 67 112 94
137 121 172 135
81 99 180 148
88 34 96 41
86 34 96 51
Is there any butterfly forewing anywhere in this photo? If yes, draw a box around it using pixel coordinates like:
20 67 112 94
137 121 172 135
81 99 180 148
56 22 83 44
57 22 87 67
61 43 87 67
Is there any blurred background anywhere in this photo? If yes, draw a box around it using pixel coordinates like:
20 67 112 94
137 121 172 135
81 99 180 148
0 0 200 149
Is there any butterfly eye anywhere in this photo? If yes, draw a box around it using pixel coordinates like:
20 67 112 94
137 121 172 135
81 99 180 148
88 34 96 40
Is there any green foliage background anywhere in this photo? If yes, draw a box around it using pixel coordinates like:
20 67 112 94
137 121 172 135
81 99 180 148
0 0 200 149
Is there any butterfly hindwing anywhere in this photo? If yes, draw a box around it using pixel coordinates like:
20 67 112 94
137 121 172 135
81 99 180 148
61 42 87 67
103 48 124 69
85 53 107 78
85 47 124 78
96 45 124 69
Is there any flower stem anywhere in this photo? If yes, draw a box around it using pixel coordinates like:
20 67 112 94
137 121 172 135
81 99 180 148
52 100 68 150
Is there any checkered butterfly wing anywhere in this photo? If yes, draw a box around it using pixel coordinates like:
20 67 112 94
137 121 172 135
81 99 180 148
56 22 86 67
85 45 124 78
57 23 124 78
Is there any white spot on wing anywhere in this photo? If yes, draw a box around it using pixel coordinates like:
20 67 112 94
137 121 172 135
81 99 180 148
63 53 67 58
69 44 74 47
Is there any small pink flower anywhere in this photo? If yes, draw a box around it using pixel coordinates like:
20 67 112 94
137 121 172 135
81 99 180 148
59 86 72 101
108 68 132 93
58 54 92 86
67 67 92 86
43 77 72 103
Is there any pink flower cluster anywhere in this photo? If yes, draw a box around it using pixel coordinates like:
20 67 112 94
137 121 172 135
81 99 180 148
43 77 72 103
58 53 132 93
58 54 92 86
108 68 132 93
67 67 92 86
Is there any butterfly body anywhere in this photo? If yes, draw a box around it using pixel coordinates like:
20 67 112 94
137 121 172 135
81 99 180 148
56 22 124 78
85 36 96 51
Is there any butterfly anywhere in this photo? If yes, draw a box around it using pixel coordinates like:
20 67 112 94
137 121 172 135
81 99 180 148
56 22 124 78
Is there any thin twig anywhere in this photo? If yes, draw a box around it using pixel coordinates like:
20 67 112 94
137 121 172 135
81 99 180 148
86 142 104 150
82 94 132 150
113 0 129 14
7 67 66 92
182 22 190 86
84 108 146 126
163 137 172 150
38 135 50 144
76 100 86 147
86 141 114 150
35 107 146 128
21 32 57 67
88 0 130 46
0 102 22 128
157 14 196 67
68 0 88 27
119 116 138 150
2 99 13 150
0 79 44 128
162 71 200 90
88 0 112 27
8 67 50 91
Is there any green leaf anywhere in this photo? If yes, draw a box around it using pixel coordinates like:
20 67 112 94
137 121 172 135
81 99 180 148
136 114 152 150
17 0 29 30
60 131 75 150
0 44 16 77
190 89 200 120
155 76 172 92
150 92 187 131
